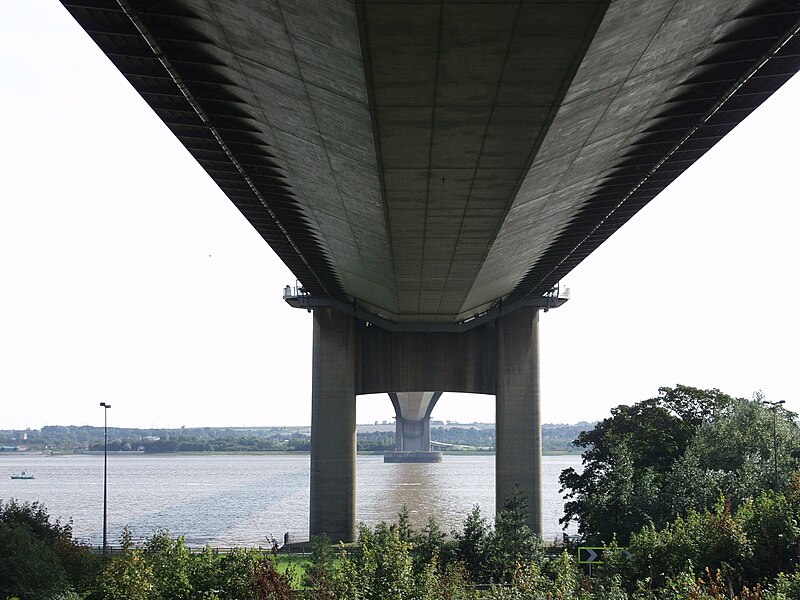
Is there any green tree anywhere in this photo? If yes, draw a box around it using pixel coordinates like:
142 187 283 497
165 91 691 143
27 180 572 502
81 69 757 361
411 516 448 574
329 520 463 600
674 396 800 508
0 521 71 600
560 385 737 544
189 545 222 598
737 485 800 581
329 524 399 599
143 530 193 600
489 485 542 583
0 499 97 599
397 504 413 543
0 499 73 545
766 570 800 599
357 522 414 600
454 504 491 583
622 498 751 592
97 529 155 600
217 547 262 599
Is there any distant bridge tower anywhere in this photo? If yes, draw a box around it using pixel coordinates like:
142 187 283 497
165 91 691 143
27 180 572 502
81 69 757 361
385 392 443 463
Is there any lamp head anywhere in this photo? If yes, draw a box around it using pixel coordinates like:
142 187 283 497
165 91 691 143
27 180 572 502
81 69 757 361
100 402 110 408
762 400 786 407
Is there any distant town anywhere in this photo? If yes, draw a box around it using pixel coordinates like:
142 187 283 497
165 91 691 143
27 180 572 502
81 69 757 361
0 422 593 455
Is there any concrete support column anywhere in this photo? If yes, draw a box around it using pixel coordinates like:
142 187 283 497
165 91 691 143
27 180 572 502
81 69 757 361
395 416 430 451
388 392 442 451
310 307 357 542
495 306 542 535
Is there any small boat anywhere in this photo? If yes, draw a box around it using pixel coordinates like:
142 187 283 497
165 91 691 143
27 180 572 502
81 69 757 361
10 470 34 480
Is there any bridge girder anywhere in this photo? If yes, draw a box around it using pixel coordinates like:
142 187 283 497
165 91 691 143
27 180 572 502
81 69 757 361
61 0 800 326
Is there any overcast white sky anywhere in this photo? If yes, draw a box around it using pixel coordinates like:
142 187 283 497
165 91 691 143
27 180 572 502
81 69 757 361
1 1 798 430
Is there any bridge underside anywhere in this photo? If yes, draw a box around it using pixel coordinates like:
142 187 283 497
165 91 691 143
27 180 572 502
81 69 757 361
61 0 800 542
62 0 800 326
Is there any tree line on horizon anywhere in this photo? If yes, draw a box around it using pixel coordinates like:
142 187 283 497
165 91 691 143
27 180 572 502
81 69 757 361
1 423 591 455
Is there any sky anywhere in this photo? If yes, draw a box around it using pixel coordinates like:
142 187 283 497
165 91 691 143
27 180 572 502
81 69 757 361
1 1 798 430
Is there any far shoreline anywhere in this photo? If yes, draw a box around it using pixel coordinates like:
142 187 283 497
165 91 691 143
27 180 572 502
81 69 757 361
2 449 581 458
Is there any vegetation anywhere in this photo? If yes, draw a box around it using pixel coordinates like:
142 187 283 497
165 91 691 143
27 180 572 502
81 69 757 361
298 490 546 598
94 530 303 600
560 385 800 545
0 501 310 600
4 383 800 599
5 488 800 598
0 499 98 600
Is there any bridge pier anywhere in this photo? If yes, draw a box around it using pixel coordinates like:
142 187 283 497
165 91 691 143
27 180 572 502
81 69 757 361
309 307 357 543
388 392 442 451
308 305 543 542
496 308 542 535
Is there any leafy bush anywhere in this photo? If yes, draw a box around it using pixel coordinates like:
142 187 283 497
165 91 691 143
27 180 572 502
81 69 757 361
0 499 97 599
0 519 70 600
561 386 800 546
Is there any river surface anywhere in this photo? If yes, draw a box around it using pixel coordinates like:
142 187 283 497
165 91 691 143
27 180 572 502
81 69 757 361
0 453 580 547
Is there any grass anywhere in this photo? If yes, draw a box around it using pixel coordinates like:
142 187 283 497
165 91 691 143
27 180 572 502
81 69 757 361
272 553 312 589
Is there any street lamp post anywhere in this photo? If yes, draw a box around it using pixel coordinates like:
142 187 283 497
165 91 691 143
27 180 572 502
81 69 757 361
762 399 785 493
100 402 111 554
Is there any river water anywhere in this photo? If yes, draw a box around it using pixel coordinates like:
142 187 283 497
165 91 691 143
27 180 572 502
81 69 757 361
0 453 580 547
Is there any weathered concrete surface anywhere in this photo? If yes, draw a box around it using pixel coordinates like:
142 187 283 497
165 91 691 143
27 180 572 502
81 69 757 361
310 308 356 542
358 327 496 395
310 306 543 536
60 0 800 324
496 307 542 534
395 415 430 452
